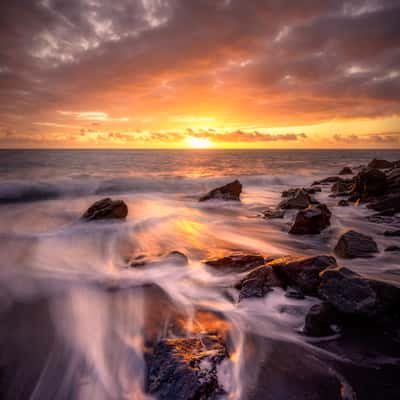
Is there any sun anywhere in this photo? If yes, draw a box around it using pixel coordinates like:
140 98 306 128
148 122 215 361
185 136 213 149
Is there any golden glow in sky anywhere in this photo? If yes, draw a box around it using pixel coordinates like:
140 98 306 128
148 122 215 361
185 136 213 149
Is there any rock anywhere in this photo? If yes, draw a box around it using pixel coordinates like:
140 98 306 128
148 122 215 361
81 197 128 221
368 158 393 169
319 267 400 318
199 180 242 202
269 255 337 295
129 251 189 268
339 167 353 175
384 229 400 237
235 264 283 300
351 168 387 200
203 253 265 273
285 287 305 299
334 230 379 259
165 251 189 266
304 302 340 336
289 204 331 235
312 176 340 186
278 189 312 210
146 335 228 400
367 193 400 214
385 245 400 252
331 179 353 194
282 187 320 198
337 199 349 207
261 209 285 219
387 168 400 193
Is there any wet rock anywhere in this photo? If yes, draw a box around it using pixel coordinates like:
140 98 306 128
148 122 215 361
289 204 331 235
285 287 305 300
236 264 283 300
130 251 188 268
261 208 285 219
384 229 400 237
319 267 400 318
385 245 400 252
304 302 340 336
339 167 353 175
282 187 320 198
337 199 349 207
387 168 400 193
278 189 312 210
81 197 128 221
165 251 189 266
312 176 340 186
146 335 228 400
331 179 353 194
351 168 387 200
368 158 393 169
367 193 400 214
203 253 265 273
199 180 242 202
269 255 337 295
334 230 378 259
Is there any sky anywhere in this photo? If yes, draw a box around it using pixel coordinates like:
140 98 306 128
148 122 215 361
0 0 399 149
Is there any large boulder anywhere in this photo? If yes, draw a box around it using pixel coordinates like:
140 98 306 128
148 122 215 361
146 335 228 400
338 167 352 175
278 189 312 210
319 267 400 318
368 158 393 169
81 197 128 221
367 193 400 214
334 230 378 259
269 255 337 295
304 302 340 336
386 168 400 193
199 180 242 202
351 168 387 200
331 179 353 194
203 253 265 273
289 204 331 235
235 264 283 300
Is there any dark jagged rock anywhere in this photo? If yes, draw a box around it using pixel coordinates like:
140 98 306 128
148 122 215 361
312 176 340 186
385 245 400 252
282 187 320 198
199 180 242 202
146 335 228 400
387 168 400 192
367 193 400 214
368 158 393 169
269 255 337 295
203 253 265 273
235 264 283 300
82 197 128 221
289 204 331 235
339 167 353 175
384 229 400 237
278 189 312 210
130 251 189 268
261 208 285 219
334 230 378 259
304 302 340 336
350 168 387 200
337 199 349 207
331 179 353 194
285 287 305 299
319 267 400 318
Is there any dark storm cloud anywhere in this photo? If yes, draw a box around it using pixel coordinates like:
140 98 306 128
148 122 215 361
0 0 399 140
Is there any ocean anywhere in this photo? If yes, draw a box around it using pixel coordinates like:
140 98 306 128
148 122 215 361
0 149 399 399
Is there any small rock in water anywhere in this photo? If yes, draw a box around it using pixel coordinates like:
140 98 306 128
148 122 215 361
146 335 228 400
285 287 305 299
278 189 312 210
289 203 331 235
81 197 128 221
262 208 285 219
130 251 188 267
203 252 265 273
339 166 353 175
368 158 393 169
269 255 337 295
304 302 340 336
384 229 400 237
385 245 400 252
199 179 242 202
236 264 283 300
337 199 349 207
334 230 379 259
